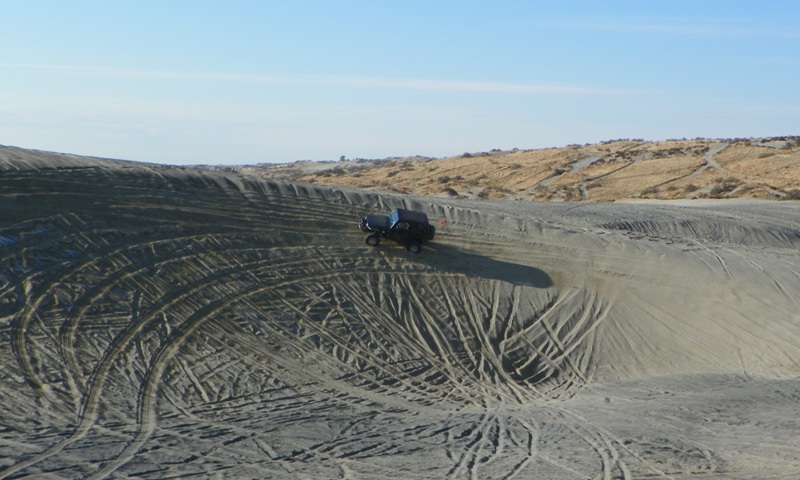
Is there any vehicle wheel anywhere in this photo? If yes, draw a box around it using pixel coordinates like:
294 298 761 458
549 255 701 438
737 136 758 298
406 241 422 254
365 234 380 247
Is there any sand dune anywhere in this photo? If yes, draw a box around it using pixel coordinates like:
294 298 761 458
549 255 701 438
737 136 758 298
1 145 799 479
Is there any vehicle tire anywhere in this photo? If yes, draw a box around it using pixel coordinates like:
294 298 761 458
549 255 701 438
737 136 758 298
365 234 380 247
406 241 422 254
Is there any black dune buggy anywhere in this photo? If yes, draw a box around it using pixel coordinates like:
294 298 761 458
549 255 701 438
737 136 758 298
359 208 436 253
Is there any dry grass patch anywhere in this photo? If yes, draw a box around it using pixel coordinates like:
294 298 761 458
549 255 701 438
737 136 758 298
246 137 800 202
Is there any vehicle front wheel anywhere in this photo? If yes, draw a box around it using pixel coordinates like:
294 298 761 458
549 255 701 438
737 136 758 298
365 234 380 247
406 241 422 254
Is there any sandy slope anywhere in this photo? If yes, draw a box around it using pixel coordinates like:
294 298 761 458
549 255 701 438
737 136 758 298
1 146 800 479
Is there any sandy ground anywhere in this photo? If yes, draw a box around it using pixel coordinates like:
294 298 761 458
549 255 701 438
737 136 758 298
1 146 800 479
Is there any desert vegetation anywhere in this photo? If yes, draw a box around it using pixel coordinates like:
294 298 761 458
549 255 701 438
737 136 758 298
247 137 800 202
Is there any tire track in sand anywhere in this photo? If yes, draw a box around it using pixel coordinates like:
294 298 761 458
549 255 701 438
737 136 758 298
2 241 368 478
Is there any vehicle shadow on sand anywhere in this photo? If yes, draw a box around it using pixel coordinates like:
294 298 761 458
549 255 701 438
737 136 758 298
387 242 553 289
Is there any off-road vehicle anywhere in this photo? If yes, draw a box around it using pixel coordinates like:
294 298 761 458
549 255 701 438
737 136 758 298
359 208 436 253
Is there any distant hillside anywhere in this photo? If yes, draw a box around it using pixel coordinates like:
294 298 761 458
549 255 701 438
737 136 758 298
242 137 800 202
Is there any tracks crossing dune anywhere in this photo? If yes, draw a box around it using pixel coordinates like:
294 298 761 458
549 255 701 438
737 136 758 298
1 146 800 478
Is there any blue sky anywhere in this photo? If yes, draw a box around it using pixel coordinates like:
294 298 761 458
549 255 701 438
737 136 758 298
1 1 798 165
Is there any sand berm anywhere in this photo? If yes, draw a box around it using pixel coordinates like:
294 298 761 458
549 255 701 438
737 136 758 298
1 145 799 479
